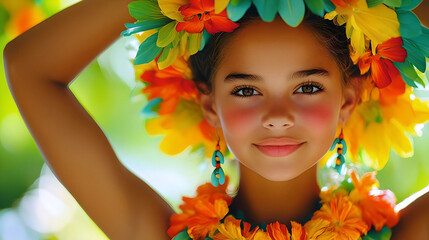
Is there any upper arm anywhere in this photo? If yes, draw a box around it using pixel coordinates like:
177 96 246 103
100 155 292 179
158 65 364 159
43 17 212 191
391 187 429 240
4 55 175 239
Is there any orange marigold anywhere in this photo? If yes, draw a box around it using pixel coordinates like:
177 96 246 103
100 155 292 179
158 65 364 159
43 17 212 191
267 221 290 240
305 195 368 240
168 177 232 239
349 171 399 231
213 215 268 240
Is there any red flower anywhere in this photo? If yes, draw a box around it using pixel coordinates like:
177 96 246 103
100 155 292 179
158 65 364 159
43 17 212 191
331 0 359 8
176 0 239 34
358 37 407 89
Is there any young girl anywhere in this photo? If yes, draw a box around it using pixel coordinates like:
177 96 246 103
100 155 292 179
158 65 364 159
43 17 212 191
4 0 429 239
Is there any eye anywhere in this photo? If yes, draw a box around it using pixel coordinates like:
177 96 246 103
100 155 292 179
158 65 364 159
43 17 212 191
295 82 324 94
231 86 261 97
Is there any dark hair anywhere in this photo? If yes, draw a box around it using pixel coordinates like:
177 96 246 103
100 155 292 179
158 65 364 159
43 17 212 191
189 6 362 94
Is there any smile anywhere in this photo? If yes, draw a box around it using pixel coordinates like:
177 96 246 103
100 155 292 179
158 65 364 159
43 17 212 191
254 143 304 157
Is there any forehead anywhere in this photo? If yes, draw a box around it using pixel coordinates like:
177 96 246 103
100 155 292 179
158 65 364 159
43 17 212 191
215 18 341 80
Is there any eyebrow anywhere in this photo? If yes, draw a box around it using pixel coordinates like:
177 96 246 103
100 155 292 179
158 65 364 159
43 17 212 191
224 68 330 82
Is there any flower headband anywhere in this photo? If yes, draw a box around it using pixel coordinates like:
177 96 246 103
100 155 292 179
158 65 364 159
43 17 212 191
122 0 429 170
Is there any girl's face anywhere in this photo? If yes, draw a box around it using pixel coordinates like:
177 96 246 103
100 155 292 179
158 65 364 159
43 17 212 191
200 18 357 181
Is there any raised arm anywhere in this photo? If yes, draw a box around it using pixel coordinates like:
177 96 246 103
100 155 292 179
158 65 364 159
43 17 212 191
3 0 174 239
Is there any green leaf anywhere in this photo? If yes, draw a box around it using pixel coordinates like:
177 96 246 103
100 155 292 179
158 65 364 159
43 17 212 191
363 226 392 240
157 47 170 63
253 0 279 22
128 0 166 21
367 0 384 8
382 0 402 7
141 98 161 117
278 0 306 27
394 61 425 87
323 0 336 12
410 26 429 58
157 21 178 47
227 0 252 21
397 0 422 10
134 32 162 65
158 46 180 69
121 19 172 36
172 228 192 240
305 0 324 17
403 38 426 72
397 10 422 38
199 30 213 51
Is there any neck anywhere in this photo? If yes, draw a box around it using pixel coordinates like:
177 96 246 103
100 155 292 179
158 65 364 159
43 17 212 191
229 163 320 227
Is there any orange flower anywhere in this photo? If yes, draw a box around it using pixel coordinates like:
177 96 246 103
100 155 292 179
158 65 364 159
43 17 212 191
358 37 407 88
349 171 399 231
266 221 309 240
305 195 368 240
213 215 268 240
176 0 239 34
290 221 308 240
140 65 199 115
168 178 232 239
267 222 290 240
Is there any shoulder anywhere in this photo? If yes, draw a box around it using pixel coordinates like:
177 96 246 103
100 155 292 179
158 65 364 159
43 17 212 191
391 186 429 240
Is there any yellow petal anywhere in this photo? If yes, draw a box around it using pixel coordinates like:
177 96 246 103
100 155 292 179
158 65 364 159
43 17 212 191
362 123 390 170
386 120 414 158
351 3 400 51
344 112 365 162
324 11 338 21
215 0 229 14
188 32 203 55
160 130 190 155
158 46 180 69
145 117 168 135
158 0 188 21
179 32 189 56
350 26 366 57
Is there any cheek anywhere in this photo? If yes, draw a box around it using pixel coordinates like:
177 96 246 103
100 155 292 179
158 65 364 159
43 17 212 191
297 102 337 131
220 105 259 135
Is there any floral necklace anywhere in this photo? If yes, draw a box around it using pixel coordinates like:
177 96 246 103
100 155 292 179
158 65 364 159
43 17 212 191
168 170 399 240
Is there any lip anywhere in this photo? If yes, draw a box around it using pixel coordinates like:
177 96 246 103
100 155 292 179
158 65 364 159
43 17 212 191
255 137 303 146
254 137 304 157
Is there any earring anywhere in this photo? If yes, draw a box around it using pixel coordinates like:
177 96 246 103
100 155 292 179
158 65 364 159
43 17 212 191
211 130 225 187
328 127 347 175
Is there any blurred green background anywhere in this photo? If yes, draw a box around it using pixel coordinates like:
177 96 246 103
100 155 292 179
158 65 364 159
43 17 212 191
0 0 428 239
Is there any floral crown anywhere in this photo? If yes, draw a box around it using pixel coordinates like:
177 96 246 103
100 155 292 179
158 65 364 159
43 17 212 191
121 0 429 170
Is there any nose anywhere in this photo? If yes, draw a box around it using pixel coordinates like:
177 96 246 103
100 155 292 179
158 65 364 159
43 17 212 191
262 100 294 130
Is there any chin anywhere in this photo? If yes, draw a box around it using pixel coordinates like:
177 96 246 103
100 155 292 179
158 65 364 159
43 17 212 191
257 160 318 182
258 166 307 182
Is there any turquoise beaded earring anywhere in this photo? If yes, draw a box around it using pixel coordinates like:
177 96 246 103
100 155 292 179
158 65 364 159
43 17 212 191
328 127 347 175
211 130 225 187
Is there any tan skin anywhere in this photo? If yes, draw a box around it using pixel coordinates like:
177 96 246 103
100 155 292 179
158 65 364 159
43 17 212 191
3 0 429 239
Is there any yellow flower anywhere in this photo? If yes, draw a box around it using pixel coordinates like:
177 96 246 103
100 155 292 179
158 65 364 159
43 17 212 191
344 88 429 169
305 195 368 240
145 99 227 157
325 0 400 56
